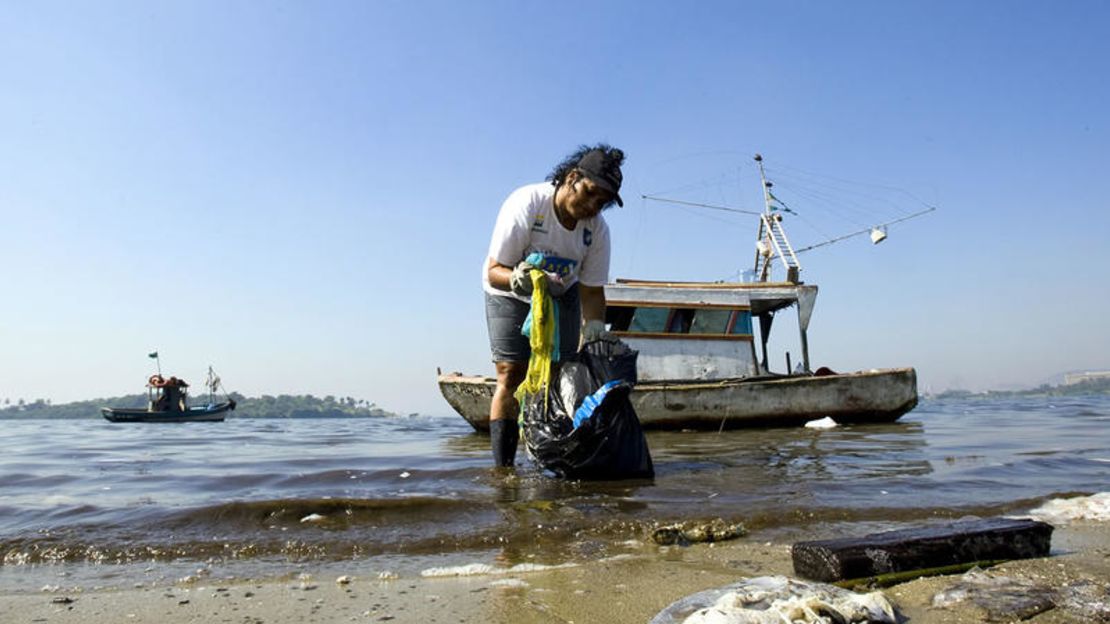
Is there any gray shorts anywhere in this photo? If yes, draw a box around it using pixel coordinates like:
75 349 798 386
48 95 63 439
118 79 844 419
485 284 581 363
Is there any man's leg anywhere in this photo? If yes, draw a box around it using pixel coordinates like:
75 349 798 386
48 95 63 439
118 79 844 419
485 292 531 467
489 360 526 467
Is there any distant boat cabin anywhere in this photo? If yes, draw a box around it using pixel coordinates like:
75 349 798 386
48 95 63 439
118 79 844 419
148 375 189 412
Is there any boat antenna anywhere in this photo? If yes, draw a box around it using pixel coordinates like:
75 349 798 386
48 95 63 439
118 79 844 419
206 365 230 403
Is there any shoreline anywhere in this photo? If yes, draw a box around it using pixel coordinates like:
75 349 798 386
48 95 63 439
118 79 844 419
3 523 1107 623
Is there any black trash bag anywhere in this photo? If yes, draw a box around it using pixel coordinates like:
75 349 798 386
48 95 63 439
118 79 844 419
521 340 654 480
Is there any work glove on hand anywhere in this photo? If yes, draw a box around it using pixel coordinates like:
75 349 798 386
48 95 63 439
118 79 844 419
582 319 614 343
510 262 568 298
509 262 536 297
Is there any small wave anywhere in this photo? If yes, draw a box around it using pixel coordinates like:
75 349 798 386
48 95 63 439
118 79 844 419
420 561 577 578
166 495 483 529
1025 492 1110 524
489 578 530 588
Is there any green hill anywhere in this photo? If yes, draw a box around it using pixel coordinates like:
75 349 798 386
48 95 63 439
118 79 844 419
932 376 1110 399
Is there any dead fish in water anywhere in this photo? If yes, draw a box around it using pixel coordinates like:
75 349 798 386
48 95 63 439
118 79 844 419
650 575 897 624
652 519 747 546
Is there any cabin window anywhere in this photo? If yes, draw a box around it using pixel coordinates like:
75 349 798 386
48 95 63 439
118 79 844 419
608 305 753 338
690 309 732 334
629 307 670 333
732 310 753 335
667 309 693 333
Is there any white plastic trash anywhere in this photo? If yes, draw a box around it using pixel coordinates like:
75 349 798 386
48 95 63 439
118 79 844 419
804 416 837 429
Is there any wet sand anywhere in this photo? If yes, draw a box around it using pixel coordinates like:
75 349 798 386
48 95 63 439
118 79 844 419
3 524 1107 623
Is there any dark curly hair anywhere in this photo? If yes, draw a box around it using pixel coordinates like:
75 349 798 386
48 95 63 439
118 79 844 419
547 143 626 188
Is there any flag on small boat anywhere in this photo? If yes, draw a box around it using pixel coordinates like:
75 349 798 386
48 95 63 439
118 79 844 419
148 351 158 359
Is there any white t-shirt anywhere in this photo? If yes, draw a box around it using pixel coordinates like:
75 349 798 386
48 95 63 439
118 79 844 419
483 182 611 301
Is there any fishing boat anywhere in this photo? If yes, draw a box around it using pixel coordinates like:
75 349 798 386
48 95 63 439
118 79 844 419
101 364 236 423
439 154 926 431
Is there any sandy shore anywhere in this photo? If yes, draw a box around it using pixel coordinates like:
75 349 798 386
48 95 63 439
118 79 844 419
3 524 1107 623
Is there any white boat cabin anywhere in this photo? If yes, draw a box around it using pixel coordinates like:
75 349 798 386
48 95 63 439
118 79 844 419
604 279 818 382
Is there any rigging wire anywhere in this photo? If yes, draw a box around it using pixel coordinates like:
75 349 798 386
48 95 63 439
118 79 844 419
765 164 936 212
641 156 938 260
773 183 876 229
767 170 916 221
640 194 763 216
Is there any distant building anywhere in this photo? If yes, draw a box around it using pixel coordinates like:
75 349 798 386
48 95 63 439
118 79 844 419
1064 371 1110 385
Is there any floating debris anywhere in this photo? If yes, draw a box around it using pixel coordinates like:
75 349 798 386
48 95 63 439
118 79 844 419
804 416 838 429
300 513 326 523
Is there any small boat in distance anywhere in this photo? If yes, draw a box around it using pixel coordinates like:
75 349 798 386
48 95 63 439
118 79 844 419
101 364 236 423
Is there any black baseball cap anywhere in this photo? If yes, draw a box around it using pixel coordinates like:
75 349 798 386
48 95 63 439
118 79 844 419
576 148 624 207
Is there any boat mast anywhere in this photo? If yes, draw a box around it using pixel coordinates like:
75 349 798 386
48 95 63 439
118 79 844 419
753 154 811 374
752 154 801 284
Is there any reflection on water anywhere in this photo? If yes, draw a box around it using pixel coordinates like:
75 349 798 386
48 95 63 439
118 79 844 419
0 395 1108 589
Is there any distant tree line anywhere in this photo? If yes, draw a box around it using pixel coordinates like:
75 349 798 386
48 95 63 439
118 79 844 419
932 376 1110 400
0 393 402 419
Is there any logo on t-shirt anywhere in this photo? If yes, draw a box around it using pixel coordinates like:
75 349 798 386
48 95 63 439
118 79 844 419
531 214 548 233
583 227 593 246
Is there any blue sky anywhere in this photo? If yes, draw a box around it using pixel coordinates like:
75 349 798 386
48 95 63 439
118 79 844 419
2 1 1108 414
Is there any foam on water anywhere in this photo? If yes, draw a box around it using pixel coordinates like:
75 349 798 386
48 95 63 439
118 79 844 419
1026 492 1110 524
420 561 576 578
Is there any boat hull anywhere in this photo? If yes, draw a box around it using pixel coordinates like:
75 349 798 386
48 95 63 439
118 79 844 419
438 367 918 432
100 402 235 423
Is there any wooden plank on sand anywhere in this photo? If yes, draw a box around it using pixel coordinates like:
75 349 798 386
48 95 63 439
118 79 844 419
792 517 1053 583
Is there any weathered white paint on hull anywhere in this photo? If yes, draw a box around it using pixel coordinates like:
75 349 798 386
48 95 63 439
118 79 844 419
438 367 918 432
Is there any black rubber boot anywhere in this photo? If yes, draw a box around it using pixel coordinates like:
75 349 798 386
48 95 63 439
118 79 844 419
490 419 519 467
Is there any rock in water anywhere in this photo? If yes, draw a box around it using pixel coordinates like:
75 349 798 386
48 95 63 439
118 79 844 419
652 519 747 546
933 569 1110 622
649 576 896 624
792 517 1053 582
933 569 1056 621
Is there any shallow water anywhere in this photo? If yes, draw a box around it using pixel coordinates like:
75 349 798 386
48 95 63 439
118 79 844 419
1 395 1107 590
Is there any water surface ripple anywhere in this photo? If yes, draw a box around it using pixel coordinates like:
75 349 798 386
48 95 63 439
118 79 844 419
1 396 1107 588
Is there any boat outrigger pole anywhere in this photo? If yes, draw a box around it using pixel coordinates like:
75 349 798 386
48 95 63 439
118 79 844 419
793 205 937 254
